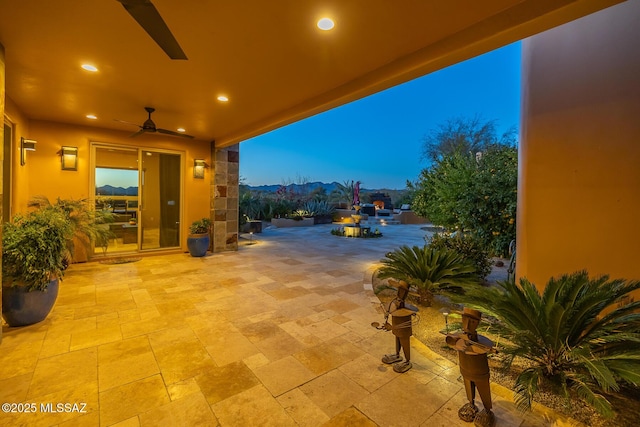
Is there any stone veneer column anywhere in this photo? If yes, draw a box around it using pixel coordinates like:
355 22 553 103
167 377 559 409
210 143 239 252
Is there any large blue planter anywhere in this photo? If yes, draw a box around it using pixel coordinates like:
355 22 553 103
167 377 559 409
2 278 59 327
187 233 210 257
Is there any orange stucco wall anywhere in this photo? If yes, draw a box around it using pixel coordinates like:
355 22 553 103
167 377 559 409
4 104 211 252
518 2 640 289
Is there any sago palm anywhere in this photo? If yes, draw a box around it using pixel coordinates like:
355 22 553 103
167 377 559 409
461 270 640 418
377 245 478 306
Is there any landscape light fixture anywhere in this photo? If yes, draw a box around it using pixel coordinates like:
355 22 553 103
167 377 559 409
60 146 78 170
194 159 206 179
20 137 37 165
439 307 450 334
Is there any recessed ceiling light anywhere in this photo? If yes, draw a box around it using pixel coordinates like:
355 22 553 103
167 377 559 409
177 128 186 133
317 18 335 31
86 114 97 120
81 64 98 72
217 95 229 102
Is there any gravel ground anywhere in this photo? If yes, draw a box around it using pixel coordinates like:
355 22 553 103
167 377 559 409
373 260 640 427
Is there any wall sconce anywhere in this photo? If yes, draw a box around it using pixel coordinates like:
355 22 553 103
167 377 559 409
60 146 78 171
194 159 206 179
20 137 37 165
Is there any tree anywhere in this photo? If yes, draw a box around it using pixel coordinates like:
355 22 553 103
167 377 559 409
421 115 516 163
309 186 328 201
465 145 518 254
412 116 518 256
412 145 517 256
329 180 356 208
411 151 476 230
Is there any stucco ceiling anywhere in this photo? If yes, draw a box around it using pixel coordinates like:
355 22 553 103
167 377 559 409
0 0 621 146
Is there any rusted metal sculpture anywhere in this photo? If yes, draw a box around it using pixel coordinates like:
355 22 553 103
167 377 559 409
353 180 360 207
445 307 497 427
372 279 419 373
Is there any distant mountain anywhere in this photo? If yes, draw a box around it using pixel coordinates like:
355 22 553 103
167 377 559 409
245 181 340 193
244 181 405 193
97 185 138 196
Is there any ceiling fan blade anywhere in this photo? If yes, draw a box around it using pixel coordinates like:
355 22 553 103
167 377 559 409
117 0 188 60
114 118 142 127
130 128 149 138
157 128 195 139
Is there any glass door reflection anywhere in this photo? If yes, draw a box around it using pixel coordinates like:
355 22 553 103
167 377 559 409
140 151 181 250
94 146 139 255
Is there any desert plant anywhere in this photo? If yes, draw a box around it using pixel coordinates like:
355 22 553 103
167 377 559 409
239 191 265 224
427 232 493 279
377 245 478 306
189 218 211 234
302 200 335 217
329 180 356 208
3 206 74 291
459 271 640 418
288 209 311 220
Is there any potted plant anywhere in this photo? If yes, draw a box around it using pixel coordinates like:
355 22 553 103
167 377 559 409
28 196 115 262
2 205 74 326
187 217 211 257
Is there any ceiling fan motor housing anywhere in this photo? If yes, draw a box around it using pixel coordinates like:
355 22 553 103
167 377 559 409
142 118 156 130
143 107 156 130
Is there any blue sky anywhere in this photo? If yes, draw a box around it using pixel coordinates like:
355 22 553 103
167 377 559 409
239 42 521 190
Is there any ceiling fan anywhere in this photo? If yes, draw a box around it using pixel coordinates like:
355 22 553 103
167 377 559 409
116 107 194 139
116 0 188 60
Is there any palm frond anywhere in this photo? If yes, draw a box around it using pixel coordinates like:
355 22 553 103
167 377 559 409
513 368 541 412
571 378 614 418
454 270 640 418
378 245 478 305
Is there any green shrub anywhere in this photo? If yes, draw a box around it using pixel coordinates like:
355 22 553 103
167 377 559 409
427 232 492 279
377 245 478 306
459 271 640 418
3 206 74 291
28 196 114 261
239 191 264 224
411 145 517 256
189 218 211 234
330 227 345 236
269 199 296 219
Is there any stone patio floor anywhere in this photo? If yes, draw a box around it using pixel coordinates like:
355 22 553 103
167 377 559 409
0 223 584 426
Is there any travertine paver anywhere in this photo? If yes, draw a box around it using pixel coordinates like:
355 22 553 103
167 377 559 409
0 223 584 426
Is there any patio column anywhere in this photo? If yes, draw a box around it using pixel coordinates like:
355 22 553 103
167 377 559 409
210 142 239 252
518 1 640 290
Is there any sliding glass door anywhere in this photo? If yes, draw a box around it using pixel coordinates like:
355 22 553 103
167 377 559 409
140 150 181 250
92 144 182 255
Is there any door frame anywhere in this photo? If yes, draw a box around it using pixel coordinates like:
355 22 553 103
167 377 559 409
2 119 14 223
89 141 184 254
